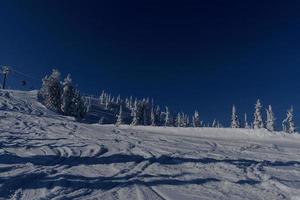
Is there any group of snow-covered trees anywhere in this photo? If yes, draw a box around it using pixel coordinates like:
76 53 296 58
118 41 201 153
98 90 207 127
38 69 86 119
100 91 296 133
231 99 296 133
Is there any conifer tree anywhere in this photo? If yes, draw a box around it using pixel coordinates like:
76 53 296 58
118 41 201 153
193 110 201 127
164 106 171 126
254 99 264 129
244 113 250 129
99 90 105 104
177 113 181 127
155 106 161 126
73 89 87 119
116 106 123 126
231 105 240 128
151 107 156 126
283 106 296 134
266 105 275 132
61 74 76 116
38 69 62 112
131 100 138 126
212 119 217 128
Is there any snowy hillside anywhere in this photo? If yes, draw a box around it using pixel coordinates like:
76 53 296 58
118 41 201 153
0 90 300 200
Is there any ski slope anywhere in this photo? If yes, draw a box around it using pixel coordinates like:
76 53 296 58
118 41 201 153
0 90 300 200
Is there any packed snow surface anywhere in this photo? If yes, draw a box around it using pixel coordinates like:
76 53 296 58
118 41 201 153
0 90 300 200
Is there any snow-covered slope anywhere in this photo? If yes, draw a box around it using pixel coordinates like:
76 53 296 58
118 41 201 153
0 90 300 200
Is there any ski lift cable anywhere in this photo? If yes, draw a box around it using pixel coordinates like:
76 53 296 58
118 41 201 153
0 65 41 81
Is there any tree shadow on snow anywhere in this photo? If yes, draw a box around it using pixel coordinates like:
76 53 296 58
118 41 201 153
0 153 299 198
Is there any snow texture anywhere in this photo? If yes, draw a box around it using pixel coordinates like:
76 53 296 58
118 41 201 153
0 90 300 199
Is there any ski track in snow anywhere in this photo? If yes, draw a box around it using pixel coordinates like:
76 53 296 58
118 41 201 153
0 90 300 199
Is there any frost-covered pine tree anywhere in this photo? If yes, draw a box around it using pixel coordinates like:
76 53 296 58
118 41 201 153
129 96 133 109
131 100 138 126
212 119 217 128
73 89 87 119
176 112 181 127
151 107 156 126
105 96 109 109
116 106 123 126
231 105 240 128
155 106 161 126
164 106 171 127
283 106 296 134
193 110 201 127
99 90 105 104
254 99 264 129
143 108 148 126
186 116 190 127
244 113 250 129
38 69 62 112
116 94 121 104
266 105 275 132
61 74 76 116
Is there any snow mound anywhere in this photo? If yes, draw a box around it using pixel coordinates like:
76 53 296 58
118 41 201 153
0 90 300 200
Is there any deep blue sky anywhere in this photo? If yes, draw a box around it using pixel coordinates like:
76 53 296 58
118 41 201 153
1 0 300 127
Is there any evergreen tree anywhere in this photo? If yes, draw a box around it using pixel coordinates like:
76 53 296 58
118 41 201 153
151 107 156 126
266 105 275 132
131 100 138 126
254 99 264 129
143 108 148 125
38 69 62 112
193 110 201 127
116 106 123 126
176 113 181 127
116 94 121 104
231 105 240 128
155 106 161 126
212 119 217 128
99 90 105 104
73 89 87 119
61 74 76 116
186 116 190 127
244 113 250 129
283 106 296 134
164 106 171 126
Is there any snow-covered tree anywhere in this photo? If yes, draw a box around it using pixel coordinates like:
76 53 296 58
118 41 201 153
244 113 250 129
131 100 138 126
143 108 148 125
254 99 264 129
193 110 201 127
266 105 275 132
38 69 62 112
73 89 86 119
99 90 105 104
151 107 156 126
61 74 76 116
164 106 171 126
155 106 161 126
176 113 181 127
212 119 217 128
231 105 240 128
283 106 296 134
116 94 121 104
186 116 190 127
116 106 123 126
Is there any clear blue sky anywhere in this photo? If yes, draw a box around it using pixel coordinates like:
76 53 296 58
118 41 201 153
1 0 300 127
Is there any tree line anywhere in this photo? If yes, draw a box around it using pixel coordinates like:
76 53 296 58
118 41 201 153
231 100 295 133
38 69 296 133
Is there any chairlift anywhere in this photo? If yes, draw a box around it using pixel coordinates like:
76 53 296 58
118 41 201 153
21 80 27 86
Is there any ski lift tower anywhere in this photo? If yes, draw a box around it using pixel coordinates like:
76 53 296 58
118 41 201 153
2 66 10 89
